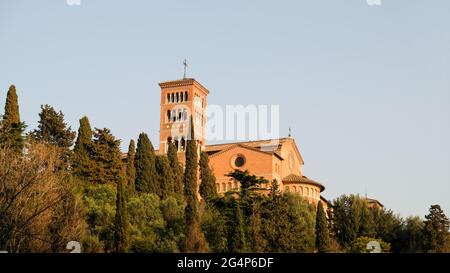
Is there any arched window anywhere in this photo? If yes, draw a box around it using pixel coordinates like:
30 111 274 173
167 110 171 122
292 186 297 192
167 93 170 104
183 109 187 121
181 137 186 151
228 182 232 191
171 93 174 103
172 110 176 122
180 93 184 102
222 183 226 192
185 91 188 101
176 93 179 103
178 110 182 121
299 186 303 196
174 138 179 151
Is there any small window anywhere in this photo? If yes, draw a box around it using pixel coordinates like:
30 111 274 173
234 155 245 167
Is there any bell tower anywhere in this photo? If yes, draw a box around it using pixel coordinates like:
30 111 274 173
158 78 209 165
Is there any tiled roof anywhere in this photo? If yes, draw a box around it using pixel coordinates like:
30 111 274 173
205 138 290 155
282 174 325 191
364 198 384 208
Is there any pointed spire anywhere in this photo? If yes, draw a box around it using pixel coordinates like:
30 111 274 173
288 127 292 138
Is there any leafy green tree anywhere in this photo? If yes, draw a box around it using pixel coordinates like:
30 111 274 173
31 104 76 165
199 151 217 202
316 201 331 253
31 104 75 148
134 133 158 194
81 182 117 252
227 199 247 252
127 193 165 252
247 196 267 252
347 236 390 253
72 117 93 179
226 169 266 198
371 208 403 252
113 177 128 252
159 195 185 252
0 85 25 152
201 204 228 253
331 194 376 248
126 140 136 191
260 190 316 252
156 155 175 199
167 139 183 195
225 170 269 252
183 119 207 252
400 216 424 253
423 205 450 253
88 128 125 184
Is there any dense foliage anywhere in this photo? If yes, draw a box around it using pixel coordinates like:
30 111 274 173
0 85 449 253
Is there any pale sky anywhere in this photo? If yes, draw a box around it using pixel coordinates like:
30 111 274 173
0 0 449 218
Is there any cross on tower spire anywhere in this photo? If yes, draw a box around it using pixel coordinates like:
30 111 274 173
183 59 188 79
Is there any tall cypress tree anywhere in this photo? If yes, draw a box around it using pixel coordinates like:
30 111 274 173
167 139 183 195
156 155 174 199
126 139 136 191
0 85 25 152
113 177 128 252
134 133 158 194
183 118 207 252
72 117 93 179
31 104 76 164
199 151 217 202
227 199 246 253
315 201 331 253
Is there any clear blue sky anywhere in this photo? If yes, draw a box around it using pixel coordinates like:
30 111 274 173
1 0 449 218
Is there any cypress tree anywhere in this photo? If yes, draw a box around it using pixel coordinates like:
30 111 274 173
199 151 217 202
228 199 246 253
156 155 174 199
126 139 136 190
4 85 21 123
0 85 25 152
113 177 128 252
423 205 450 253
183 118 207 252
134 133 158 194
72 116 93 179
315 201 331 253
89 128 124 184
31 104 75 147
31 104 76 164
167 139 183 195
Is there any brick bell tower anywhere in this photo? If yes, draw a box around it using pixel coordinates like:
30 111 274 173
158 78 209 165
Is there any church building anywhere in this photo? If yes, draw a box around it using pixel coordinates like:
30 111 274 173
156 77 328 208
